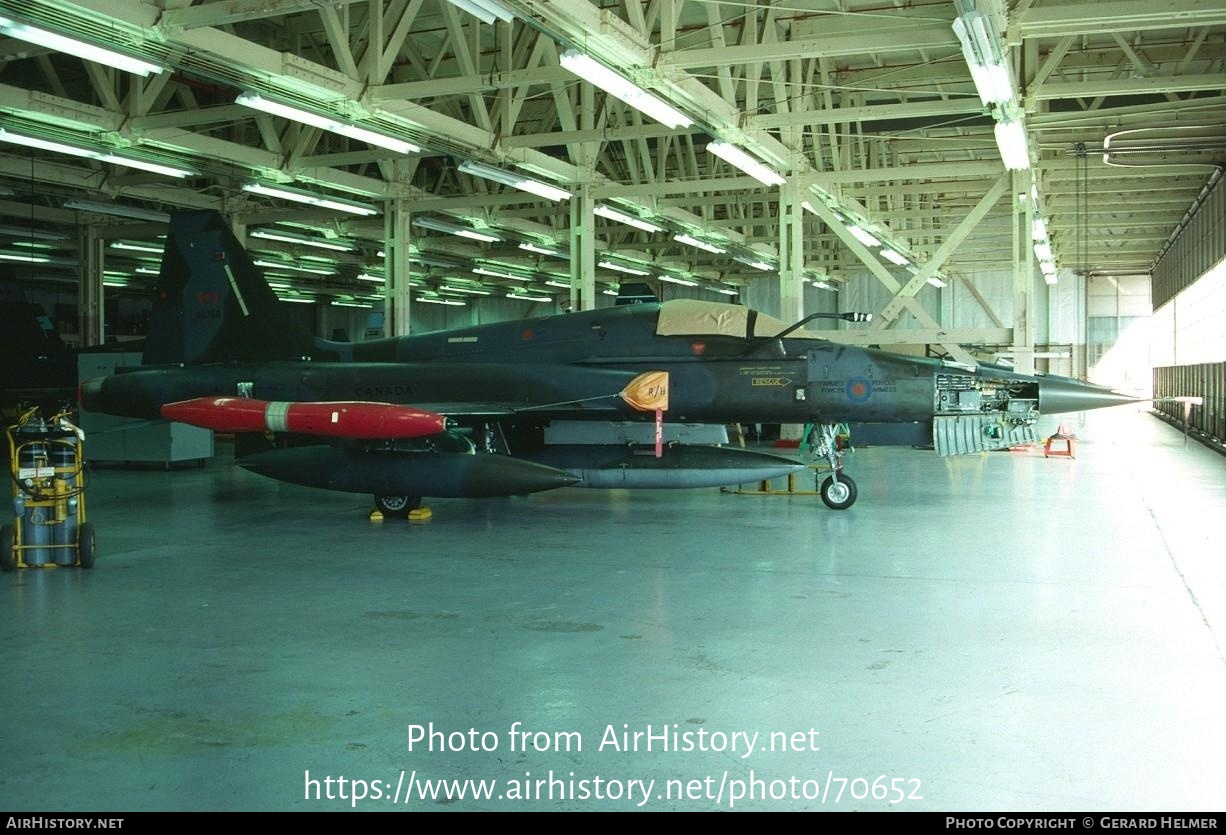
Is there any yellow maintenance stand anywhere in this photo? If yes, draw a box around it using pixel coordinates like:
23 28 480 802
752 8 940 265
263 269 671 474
0 408 96 571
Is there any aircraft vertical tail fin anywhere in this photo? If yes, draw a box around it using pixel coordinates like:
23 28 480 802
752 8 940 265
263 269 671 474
143 211 339 366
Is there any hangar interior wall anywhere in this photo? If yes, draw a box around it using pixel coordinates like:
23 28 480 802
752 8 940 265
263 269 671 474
1151 172 1226 446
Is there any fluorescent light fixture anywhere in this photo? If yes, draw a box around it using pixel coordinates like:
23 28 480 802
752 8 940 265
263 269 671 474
441 285 491 296
506 292 552 302
544 280 571 289
412 216 500 242
242 181 380 216
416 296 466 306
598 260 650 276
278 296 316 304
356 273 385 283
710 286 739 296
100 155 193 178
519 242 565 257
733 255 774 271
473 266 529 281
0 128 192 178
236 93 419 155
847 225 881 247
458 161 571 201
250 229 354 252
253 259 334 276
880 248 909 266
952 11 1014 106
593 205 663 233
559 50 692 130
674 234 726 255
602 289 620 297
994 117 1030 171
812 281 834 290
109 241 163 254
0 224 66 240
927 277 948 288
1031 217 1048 242
455 229 501 243
657 274 698 287
442 0 514 24
0 16 163 77
707 141 786 187
1033 242 1053 262
0 252 50 263
332 301 374 309
63 199 170 222
135 266 161 275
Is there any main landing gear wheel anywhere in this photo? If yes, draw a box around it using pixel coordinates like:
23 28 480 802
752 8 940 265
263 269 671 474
819 473 857 510
374 494 422 518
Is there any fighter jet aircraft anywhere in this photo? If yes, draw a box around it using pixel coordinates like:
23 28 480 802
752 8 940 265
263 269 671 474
81 211 1138 514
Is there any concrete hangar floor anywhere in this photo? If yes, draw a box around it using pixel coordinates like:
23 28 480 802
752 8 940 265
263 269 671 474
1 407 1223 812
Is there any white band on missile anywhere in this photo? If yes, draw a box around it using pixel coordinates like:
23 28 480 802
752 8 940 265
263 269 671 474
265 401 291 433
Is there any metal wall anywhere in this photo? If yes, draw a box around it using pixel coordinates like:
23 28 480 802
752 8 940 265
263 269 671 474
1153 363 1226 447
1152 170 1225 310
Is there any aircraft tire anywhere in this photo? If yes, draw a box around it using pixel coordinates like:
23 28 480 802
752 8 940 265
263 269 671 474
374 495 422 518
819 474 857 510
0 524 15 572
78 522 97 569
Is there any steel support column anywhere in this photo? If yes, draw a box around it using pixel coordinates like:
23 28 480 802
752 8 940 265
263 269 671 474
779 177 805 321
1012 170 1036 375
385 199 412 337
570 184 597 311
78 225 104 347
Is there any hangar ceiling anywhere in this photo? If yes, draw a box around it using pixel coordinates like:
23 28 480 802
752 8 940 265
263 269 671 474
0 0 1223 309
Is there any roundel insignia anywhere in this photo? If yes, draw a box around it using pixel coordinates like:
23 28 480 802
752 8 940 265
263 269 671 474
846 377 873 403
521 328 534 341
691 341 707 356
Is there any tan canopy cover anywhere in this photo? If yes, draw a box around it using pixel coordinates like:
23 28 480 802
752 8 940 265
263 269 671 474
654 299 823 339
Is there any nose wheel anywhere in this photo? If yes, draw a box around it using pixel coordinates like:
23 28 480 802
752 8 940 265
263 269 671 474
819 473 857 510
811 423 858 510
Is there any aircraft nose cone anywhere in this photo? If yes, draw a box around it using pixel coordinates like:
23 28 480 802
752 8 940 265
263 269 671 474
1038 375 1140 415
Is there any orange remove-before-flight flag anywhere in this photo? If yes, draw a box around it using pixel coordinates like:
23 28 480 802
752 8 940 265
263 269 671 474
619 371 669 458
618 371 669 412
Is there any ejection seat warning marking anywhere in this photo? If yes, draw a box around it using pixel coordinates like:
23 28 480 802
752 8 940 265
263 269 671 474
738 365 792 388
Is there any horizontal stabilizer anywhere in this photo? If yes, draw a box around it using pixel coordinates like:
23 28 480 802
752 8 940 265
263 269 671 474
933 415 1037 456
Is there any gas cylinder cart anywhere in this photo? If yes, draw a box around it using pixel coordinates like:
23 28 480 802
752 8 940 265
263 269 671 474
0 408 96 572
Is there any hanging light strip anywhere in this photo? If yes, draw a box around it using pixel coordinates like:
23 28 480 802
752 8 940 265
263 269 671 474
593 205 664 233
0 128 193 178
674 234 727 255
559 51 692 130
442 0 514 24
250 229 355 252
707 141 786 186
0 15 163 77
236 93 419 155
458 161 571 201
242 182 380 216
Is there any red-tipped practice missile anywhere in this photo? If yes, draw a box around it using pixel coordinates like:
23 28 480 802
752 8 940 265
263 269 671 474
161 397 445 439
